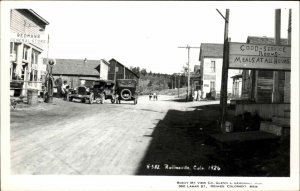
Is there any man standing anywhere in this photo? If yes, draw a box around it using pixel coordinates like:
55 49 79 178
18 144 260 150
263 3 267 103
61 80 69 100
55 75 63 98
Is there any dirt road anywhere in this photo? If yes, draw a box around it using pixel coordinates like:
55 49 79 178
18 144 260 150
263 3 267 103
11 95 222 175
10 95 288 176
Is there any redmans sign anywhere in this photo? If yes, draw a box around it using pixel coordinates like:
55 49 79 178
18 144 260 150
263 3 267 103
229 42 291 71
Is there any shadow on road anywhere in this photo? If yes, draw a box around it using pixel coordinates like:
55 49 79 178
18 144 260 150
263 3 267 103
135 104 290 176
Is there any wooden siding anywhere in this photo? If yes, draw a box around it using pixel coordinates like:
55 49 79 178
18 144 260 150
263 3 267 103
10 9 46 50
256 70 273 102
235 103 290 120
284 72 290 103
108 60 138 81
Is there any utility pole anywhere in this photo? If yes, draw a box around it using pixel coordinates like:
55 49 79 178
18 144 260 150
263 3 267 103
272 9 281 103
178 45 200 101
217 9 230 132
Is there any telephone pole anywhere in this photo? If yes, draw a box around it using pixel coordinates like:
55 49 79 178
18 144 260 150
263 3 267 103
178 45 200 101
217 9 230 132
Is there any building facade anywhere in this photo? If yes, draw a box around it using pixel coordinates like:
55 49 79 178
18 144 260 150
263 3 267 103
46 58 109 88
10 9 49 96
241 36 289 103
108 58 139 82
199 43 241 99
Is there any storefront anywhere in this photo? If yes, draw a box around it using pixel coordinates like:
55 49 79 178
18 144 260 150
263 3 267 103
10 9 49 96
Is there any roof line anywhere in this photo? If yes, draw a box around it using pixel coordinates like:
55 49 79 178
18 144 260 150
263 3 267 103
109 58 139 78
28 9 49 25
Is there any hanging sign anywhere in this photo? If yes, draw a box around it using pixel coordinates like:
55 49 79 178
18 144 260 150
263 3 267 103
229 42 291 71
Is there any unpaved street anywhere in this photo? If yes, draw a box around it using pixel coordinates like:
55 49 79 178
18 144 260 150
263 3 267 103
11 95 221 175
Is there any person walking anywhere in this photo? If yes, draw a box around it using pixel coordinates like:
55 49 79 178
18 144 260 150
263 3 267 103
153 92 157 101
149 92 153 101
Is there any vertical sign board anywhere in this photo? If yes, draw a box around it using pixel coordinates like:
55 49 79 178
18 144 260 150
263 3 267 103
229 42 291 71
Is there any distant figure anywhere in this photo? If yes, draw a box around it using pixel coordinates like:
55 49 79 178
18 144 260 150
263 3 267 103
197 89 201 101
193 90 198 101
153 92 158 100
149 92 153 100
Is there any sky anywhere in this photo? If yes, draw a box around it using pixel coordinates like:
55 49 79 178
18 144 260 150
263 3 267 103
6 1 294 74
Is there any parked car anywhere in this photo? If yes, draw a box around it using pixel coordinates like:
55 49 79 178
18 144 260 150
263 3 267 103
92 80 116 103
115 79 138 105
67 86 95 104
67 79 116 104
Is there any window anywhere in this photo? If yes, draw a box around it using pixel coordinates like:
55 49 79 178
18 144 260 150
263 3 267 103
31 49 40 65
10 42 19 61
23 45 30 61
210 81 215 91
210 61 216 73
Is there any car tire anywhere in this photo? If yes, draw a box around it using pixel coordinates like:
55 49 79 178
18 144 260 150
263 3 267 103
134 99 137 105
81 98 85 103
120 89 132 100
111 99 115 104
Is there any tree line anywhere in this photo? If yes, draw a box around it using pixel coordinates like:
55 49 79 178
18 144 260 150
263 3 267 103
129 66 188 94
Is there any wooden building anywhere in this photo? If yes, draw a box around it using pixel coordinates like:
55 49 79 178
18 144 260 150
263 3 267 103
108 58 139 82
241 36 288 103
46 58 109 88
10 9 49 96
199 43 241 99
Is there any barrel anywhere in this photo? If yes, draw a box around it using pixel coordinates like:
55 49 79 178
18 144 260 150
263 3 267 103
27 89 39 105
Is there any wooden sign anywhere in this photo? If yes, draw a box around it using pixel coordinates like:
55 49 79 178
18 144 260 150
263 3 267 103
229 42 291 70
10 32 47 44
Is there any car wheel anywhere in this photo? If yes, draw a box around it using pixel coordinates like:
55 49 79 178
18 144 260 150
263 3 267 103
69 96 73 102
111 99 115 104
120 89 132 100
96 99 101 104
81 98 85 103
134 99 137 105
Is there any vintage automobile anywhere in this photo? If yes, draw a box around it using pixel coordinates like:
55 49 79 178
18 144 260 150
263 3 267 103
67 79 116 104
92 80 116 103
67 86 95 104
115 79 138 105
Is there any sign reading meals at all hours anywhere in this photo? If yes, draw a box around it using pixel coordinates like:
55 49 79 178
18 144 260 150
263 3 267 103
229 42 291 71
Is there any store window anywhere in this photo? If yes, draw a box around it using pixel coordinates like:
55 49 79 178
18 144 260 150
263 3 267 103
23 45 30 61
10 42 19 61
210 61 216 73
31 49 40 65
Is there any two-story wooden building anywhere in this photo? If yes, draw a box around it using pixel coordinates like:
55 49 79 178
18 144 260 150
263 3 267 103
199 43 241 99
10 9 49 96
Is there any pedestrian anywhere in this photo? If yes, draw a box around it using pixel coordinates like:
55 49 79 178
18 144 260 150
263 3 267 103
153 92 157 101
61 80 69 100
197 89 201 101
193 90 198 101
149 92 152 100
